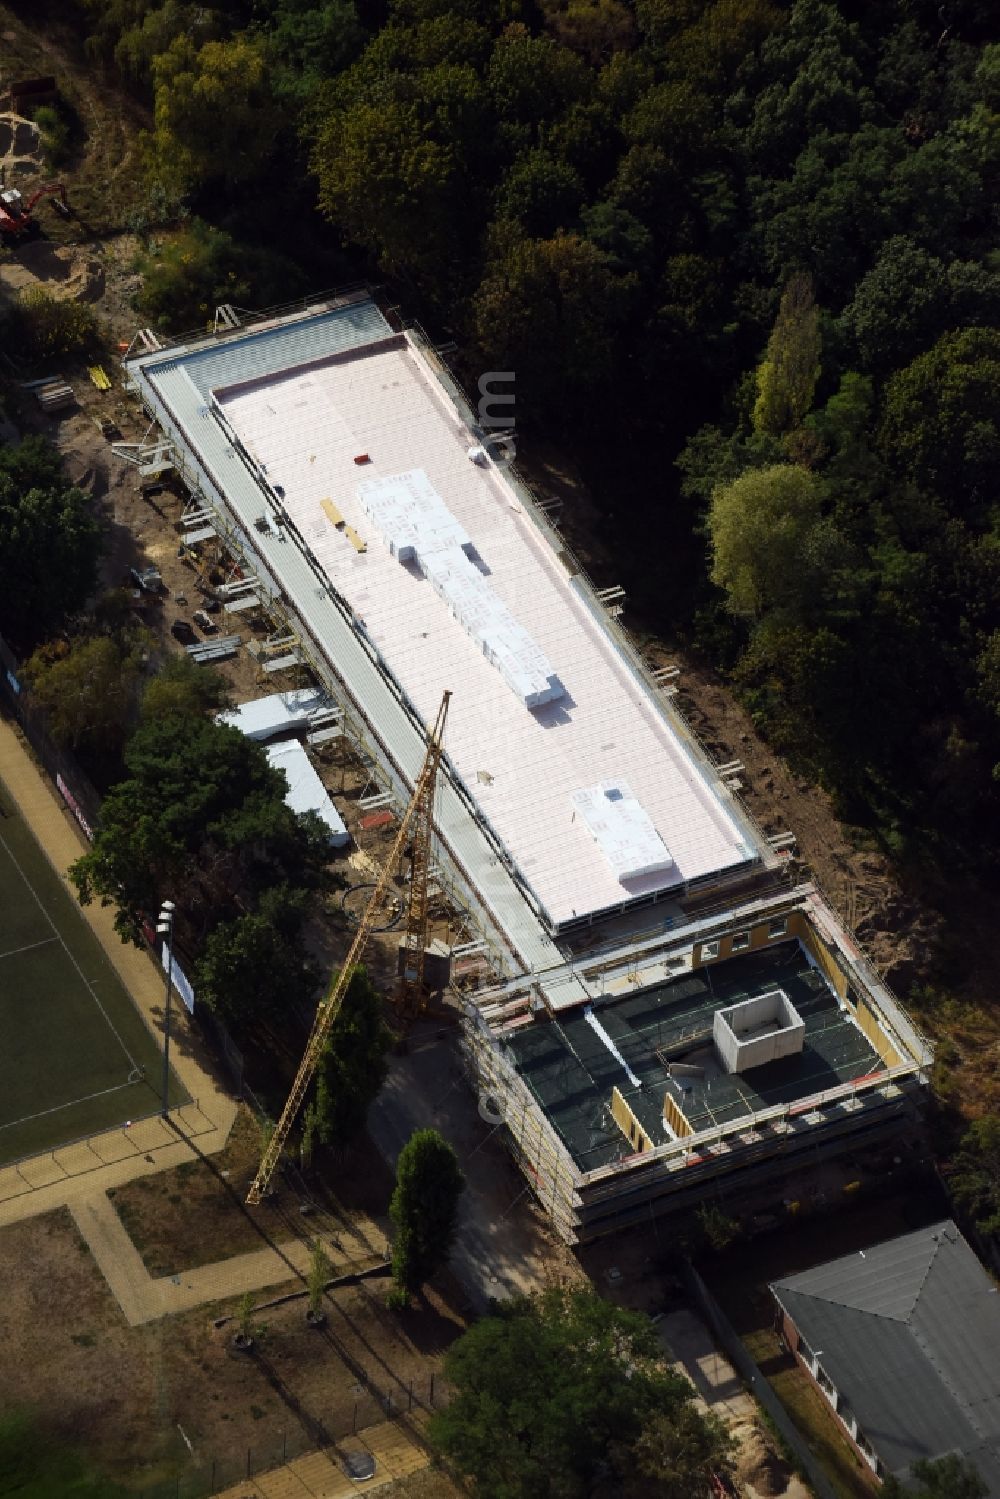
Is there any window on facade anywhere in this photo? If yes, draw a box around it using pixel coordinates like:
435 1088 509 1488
701 940 720 961
797 1336 813 1365
855 1428 878 1469
768 918 788 939
731 931 750 952
816 1366 838 1409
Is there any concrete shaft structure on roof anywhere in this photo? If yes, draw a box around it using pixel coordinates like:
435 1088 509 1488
713 988 805 1074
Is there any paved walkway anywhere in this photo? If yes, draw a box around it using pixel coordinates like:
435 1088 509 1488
66 1188 385 1326
214 1421 432 1499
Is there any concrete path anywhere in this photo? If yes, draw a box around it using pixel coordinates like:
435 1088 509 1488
658 1310 812 1499
215 1419 432 1499
66 1189 385 1327
658 1308 758 1422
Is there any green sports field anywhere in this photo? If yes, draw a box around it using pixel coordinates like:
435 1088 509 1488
0 775 186 1166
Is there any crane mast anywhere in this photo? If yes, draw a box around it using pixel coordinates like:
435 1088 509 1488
395 693 449 1016
246 691 451 1206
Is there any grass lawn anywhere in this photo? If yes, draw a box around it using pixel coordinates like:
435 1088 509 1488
0 774 185 1164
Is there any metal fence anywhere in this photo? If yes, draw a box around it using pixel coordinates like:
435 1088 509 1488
680 1261 839 1499
125 1374 449 1498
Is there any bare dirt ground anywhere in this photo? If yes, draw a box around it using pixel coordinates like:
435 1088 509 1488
0 1202 465 1491
0 2 152 238
108 1105 397 1280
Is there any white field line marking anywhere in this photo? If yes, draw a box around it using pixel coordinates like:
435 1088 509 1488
0 830 142 1074
0 936 57 963
0 1077 143 1132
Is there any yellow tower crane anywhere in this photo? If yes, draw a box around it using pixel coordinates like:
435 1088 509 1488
246 690 451 1206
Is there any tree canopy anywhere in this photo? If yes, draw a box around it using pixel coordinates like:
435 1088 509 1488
429 1286 732 1498
22 632 148 756
305 965 393 1151
0 439 103 652
192 883 320 1032
883 1454 989 1499
70 705 330 942
389 1128 464 1301
950 1115 1000 1239
66 0 1000 1013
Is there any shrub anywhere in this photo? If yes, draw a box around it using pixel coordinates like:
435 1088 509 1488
4 287 99 362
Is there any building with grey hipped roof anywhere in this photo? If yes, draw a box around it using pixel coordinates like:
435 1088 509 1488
771 1220 1000 1492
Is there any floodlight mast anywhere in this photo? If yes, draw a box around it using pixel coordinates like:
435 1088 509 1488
246 690 452 1206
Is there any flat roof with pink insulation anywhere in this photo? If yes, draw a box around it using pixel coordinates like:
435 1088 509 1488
211 331 756 929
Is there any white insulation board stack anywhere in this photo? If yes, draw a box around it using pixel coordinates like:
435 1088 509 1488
358 467 472 561
358 469 564 710
571 780 673 884
217 687 329 741
265 739 349 847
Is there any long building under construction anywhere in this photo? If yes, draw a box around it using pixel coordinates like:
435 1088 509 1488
125 290 932 1242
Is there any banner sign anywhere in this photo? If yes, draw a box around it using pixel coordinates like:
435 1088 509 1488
55 773 94 841
161 944 196 1015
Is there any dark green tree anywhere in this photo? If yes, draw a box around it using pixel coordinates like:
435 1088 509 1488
495 148 584 237
840 238 950 376
473 227 634 409
0 439 103 650
950 1116 1000 1239
311 60 488 283
22 633 148 754
880 329 1000 523
305 966 392 1149
141 653 231 722
70 713 329 941
429 1286 732 1498
192 884 319 1031
389 1128 464 1302
883 1454 988 1499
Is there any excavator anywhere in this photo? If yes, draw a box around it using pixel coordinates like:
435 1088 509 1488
0 181 69 241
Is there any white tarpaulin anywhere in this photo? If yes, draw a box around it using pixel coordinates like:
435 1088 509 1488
266 738 349 847
359 469 563 709
217 687 329 741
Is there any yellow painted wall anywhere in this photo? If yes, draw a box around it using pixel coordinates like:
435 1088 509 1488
854 1000 904 1068
693 913 794 969
662 1091 694 1139
610 1086 653 1153
691 908 910 1067
788 912 849 1000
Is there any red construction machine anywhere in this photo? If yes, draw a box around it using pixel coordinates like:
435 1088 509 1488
0 181 69 240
